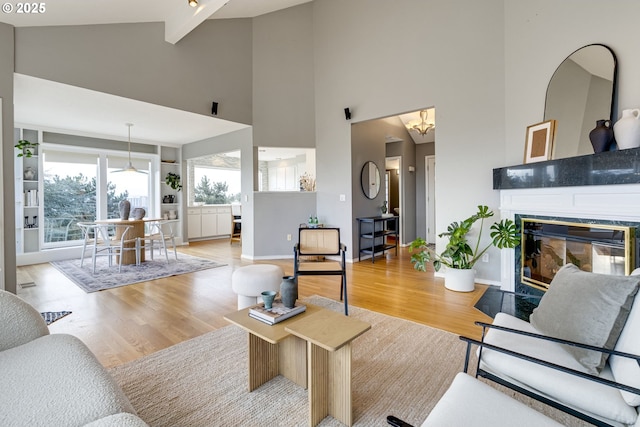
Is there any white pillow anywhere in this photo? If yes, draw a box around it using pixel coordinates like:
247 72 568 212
530 264 640 374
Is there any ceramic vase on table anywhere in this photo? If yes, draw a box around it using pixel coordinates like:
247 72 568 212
131 208 145 220
614 109 640 150
280 276 298 308
589 119 614 153
119 200 131 220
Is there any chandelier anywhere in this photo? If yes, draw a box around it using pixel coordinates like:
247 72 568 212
407 110 435 136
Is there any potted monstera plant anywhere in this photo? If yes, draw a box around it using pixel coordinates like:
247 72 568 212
165 172 182 191
409 205 519 292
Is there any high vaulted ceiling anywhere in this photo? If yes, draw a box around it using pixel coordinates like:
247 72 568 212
0 0 313 43
4 1 312 146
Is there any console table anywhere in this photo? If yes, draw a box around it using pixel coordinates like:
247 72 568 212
356 216 398 263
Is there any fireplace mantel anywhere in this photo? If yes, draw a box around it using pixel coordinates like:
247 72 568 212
493 148 640 189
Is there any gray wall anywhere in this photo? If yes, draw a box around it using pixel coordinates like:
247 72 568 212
252 4 315 148
0 23 15 292
15 20 253 124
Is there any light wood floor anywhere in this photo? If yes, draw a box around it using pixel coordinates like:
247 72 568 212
16 240 493 368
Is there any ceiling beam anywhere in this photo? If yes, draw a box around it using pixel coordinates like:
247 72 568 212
164 0 229 44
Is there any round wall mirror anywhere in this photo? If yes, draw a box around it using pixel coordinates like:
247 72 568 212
360 161 381 199
544 44 617 159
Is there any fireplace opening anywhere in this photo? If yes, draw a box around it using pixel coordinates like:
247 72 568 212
519 217 636 292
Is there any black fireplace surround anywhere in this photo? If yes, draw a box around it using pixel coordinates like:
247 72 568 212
493 147 640 189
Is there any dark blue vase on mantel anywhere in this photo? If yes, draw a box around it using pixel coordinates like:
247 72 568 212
589 119 614 153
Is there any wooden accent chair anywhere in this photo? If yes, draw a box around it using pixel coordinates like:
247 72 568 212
230 203 241 244
294 227 348 315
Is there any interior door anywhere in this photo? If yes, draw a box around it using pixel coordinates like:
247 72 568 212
426 156 436 243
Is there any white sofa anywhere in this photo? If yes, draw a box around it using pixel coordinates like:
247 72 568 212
464 264 640 427
0 290 148 427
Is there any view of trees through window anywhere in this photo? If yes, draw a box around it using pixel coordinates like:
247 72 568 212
192 166 241 205
41 149 148 247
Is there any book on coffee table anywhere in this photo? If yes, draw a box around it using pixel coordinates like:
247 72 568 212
248 300 306 325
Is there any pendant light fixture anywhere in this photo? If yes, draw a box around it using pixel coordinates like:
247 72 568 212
406 110 435 136
111 123 148 174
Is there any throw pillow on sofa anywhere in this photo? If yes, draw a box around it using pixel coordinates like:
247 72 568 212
530 263 640 374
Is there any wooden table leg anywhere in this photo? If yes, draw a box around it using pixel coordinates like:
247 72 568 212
308 342 329 427
307 341 353 427
329 343 352 426
248 333 278 391
279 335 307 388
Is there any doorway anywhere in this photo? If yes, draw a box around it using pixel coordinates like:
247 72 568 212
425 155 436 243
385 156 402 244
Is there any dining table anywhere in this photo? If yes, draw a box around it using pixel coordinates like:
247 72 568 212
94 218 162 265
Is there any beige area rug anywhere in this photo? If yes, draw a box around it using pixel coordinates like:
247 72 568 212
109 296 587 427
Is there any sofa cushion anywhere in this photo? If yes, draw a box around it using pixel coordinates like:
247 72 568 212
609 268 640 406
0 290 49 351
480 313 638 425
421 373 563 427
0 334 137 426
530 263 640 374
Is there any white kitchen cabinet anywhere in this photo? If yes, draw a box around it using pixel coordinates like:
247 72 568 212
187 205 232 240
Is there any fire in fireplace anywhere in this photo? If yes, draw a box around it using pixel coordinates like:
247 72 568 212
520 217 636 291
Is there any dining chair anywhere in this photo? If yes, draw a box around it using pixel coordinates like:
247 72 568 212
78 222 100 269
143 220 178 262
82 223 140 273
230 203 241 244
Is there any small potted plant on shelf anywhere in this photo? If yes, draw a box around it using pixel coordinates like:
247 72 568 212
15 140 39 158
409 205 519 292
165 172 182 191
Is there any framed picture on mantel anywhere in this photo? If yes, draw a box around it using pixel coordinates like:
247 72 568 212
524 119 556 163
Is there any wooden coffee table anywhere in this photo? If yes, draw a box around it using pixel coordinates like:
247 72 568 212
224 304 370 426
285 309 370 426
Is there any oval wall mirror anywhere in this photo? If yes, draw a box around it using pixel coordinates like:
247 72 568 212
360 161 381 199
544 44 617 159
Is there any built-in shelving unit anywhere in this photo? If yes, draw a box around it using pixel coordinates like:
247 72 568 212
14 128 42 255
160 146 181 220
356 216 399 263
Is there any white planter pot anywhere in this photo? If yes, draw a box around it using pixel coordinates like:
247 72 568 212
444 268 476 292
614 108 640 150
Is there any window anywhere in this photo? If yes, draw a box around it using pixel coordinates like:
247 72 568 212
41 145 155 248
188 151 241 205
257 147 315 192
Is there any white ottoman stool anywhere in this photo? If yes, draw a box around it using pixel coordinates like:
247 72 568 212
231 264 284 309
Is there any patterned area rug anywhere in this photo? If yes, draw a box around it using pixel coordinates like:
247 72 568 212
40 311 72 325
51 253 226 293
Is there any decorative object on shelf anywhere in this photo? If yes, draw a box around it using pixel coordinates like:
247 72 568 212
24 215 37 229
15 139 39 158
381 201 388 214
280 276 298 308
613 108 640 150
409 205 519 292
131 207 146 220
169 210 177 220
23 166 37 181
524 119 556 163
299 172 316 191
165 172 182 191
163 195 175 204
119 200 131 220
307 215 318 228
112 123 148 174
589 119 614 153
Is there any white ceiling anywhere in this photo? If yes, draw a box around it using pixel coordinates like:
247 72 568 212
7 1 312 146
14 74 250 145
